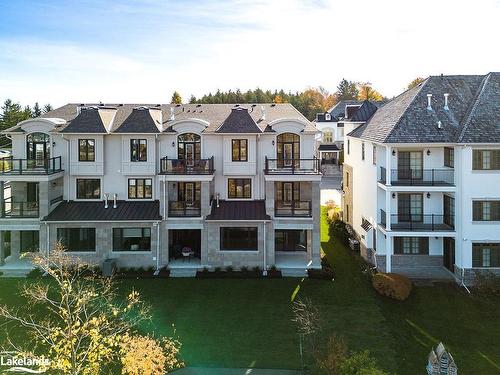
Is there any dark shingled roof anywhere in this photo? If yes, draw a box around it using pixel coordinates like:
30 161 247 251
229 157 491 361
349 73 500 144
318 144 340 151
350 100 379 122
215 108 262 133
60 107 107 133
206 200 271 221
44 200 162 221
114 108 160 133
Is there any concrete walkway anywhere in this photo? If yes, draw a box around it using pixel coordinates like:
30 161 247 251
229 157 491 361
173 368 300 375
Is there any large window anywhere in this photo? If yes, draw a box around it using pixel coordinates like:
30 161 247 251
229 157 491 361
232 139 248 161
78 139 95 162
76 179 100 199
372 144 377 165
128 178 152 199
130 139 147 162
398 193 423 222
443 195 455 227
394 237 429 255
347 139 350 155
444 147 454 168
398 151 423 179
473 243 500 267
178 133 201 164
277 133 300 168
473 201 500 221
228 178 251 199
323 131 333 143
275 230 307 251
220 227 257 251
113 228 151 252
473 150 500 170
275 181 300 203
57 228 96 252
361 142 365 160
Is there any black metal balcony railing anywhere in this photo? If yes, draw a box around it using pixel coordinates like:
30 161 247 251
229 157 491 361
275 201 312 217
264 157 321 175
168 201 201 217
2 197 39 218
159 157 214 175
379 210 454 231
50 195 63 205
0 157 63 175
379 167 454 186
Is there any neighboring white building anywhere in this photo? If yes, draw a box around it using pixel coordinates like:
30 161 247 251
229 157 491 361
343 72 500 283
0 103 322 276
315 100 380 165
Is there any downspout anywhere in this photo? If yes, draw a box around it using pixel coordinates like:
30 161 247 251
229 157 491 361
46 223 50 256
163 176 166 218
61 135 70 202
154 221 161 274
263 221 267 276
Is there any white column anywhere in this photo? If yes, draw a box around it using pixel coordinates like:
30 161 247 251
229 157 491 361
386 235 392 273
385 146 392 186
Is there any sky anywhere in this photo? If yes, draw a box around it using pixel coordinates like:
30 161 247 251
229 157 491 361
0 0 499 108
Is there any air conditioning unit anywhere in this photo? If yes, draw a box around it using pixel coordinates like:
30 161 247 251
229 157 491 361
348 238 360 251
102 259 117 277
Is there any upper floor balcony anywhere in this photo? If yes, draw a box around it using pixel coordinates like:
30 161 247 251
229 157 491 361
379 209 454 232
275 200 312 217
0 157 63 176
1 197 39 218
379 167 454 187
168 200 201 217
264 157 321 175
159 156 215 175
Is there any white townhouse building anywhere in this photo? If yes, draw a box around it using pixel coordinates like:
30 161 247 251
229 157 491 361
343 72 500 283
0 103 322 276
315 100 381 165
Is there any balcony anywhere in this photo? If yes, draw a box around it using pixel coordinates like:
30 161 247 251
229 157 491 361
379 167 454 186
264 157 321 175
275 201 312 217
168 201 201 217
1 198 39 218
159 157 214 175
379 210 454 231
0 157 63 175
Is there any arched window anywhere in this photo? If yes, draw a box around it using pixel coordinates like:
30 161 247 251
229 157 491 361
177 133 201 166
26 132 50 165
277 133 300 168
323 130 333 143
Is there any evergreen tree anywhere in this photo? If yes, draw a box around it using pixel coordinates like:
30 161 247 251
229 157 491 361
335 79 359 101
43 103 53 114
32 102 42 117
0 99 32 130
188 95 197 104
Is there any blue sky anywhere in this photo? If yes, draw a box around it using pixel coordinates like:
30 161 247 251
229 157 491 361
1 0 499 107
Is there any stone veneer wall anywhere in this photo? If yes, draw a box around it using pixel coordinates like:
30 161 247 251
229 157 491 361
454 265 500 285
342 163 353 225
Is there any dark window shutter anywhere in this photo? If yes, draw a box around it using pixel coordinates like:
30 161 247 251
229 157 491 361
473 201 482 221
472 244 481 267
472 150 481 170
420 237 429 255
394 237 402 254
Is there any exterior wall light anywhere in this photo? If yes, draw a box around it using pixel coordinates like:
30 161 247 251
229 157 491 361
392 193 396 199
392 150 396 156
171 141 175 147
426 149 431 156
426 192 431 198
272 140 275 146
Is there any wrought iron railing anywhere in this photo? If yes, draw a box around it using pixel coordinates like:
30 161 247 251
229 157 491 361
159 156 214 174
264 157 320 174
379 210 455 231
168 201 201 217
1 197 39 218
275 201 312 217
0 156 62 175
379 168 454 186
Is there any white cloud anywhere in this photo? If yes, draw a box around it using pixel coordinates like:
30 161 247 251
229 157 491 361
1 0 499 107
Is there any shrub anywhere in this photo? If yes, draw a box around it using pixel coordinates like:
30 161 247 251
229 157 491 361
225 265 233 272
214 267 221 273
314 334 348 375
26 268 44 278
240 266 248 272
330 219 350 245
252 266 261 273
338 351 388 375
474 270 500 295
372 272 412 301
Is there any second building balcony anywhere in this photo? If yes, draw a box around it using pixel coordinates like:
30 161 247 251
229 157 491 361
1 198 39 218
275 200 312 217
379 210 454 231
379 167 454 186
168 201 201 217
264 157 321 175
160 157 214 175
0 157 63 175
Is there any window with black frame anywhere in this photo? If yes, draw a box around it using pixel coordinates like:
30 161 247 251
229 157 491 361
57 228 96 252
220 227 257 251
112 228 151 251
275 230 307 251
76 179 100 199
177 133 201 166
128 178 152 199
228 178 251 199
397 193 423 222
78 139 95 162
276 133 300 168
232 139 248 161
444 147 454 168
130 139 147 162
472 150 500 170
275 181 300 203
473 200 500 221
394 237 429 255
472 243 500 267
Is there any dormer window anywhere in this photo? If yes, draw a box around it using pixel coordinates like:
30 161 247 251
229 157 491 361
325 113 331 121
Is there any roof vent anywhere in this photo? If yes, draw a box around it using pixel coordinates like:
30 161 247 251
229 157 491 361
443 93 449 110
437 120 442 129
169 107 175 121
156 104 161 107
427 94 433 111
196 104 201 107
118 103 124 107
113 193 117 209
260 105 266 121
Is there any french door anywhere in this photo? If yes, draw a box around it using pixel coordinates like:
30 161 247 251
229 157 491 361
283 143 294 167
28 142 47 168
398 193 423 222
185 144 195 167
179 182 195 206
398 151 423 180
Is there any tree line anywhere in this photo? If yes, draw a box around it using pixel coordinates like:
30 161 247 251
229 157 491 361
0 99 53 131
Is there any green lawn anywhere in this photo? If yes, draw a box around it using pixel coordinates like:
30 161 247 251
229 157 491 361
0 209 499 373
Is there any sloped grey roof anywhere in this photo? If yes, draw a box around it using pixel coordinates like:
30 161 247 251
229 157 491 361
114 108 160 133
348 73 497 143
215 108 262 133
60 107 107 133
44 200 162 221
37 103 317 134
206 200 271 221
350 100 379 122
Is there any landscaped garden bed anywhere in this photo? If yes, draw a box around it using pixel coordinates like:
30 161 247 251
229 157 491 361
196 266 282 279
115 267 170 279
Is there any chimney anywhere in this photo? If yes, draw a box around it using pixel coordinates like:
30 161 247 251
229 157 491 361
216 193 220 208
76 104 84 116
169 107 175 121
443 93 449 110
113 193 117 209
104 193 109 209
427 94 433 110
260 105 266 121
